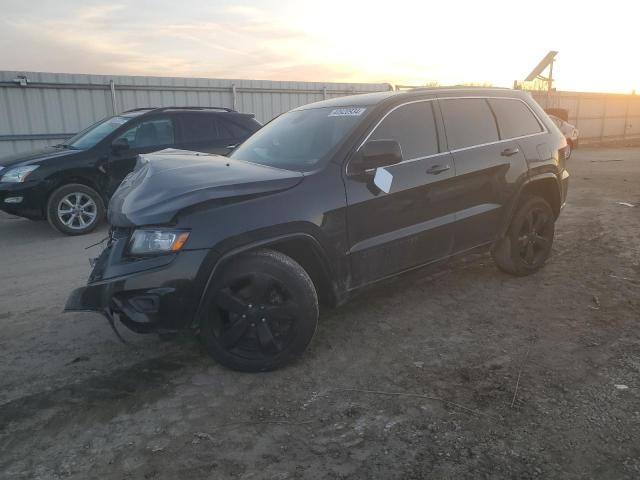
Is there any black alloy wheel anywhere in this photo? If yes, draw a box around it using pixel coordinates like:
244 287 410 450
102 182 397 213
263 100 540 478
492 195 555 276
200 250 318 372
516 206 553 267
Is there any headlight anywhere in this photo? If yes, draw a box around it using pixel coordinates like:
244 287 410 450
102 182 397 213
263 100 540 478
1 165 39 183
129 229 190 255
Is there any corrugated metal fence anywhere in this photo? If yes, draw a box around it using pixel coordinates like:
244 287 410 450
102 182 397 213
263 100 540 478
0 71 391 155
3 71 638 155
531 90 640 145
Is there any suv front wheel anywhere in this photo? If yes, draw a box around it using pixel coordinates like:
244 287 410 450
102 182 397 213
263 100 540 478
200 249 319 372
492 195 555 276
47 184 105 235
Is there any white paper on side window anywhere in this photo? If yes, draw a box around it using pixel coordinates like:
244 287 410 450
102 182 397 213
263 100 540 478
373 167 393 193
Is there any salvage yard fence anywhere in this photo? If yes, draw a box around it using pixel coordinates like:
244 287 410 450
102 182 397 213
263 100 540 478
0 71 391 155
2 70 639 155
531 90 640 145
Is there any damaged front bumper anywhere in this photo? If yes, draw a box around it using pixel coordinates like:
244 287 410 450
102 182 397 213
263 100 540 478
65 234 213 334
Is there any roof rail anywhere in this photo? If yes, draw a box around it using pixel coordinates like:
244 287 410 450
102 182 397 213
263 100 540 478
123 106 237 114
408 85 510 92
123 107 158 113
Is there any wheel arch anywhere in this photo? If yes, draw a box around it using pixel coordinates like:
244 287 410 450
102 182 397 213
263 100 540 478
192 233 341 329
498 174 562 238
45 172 108 211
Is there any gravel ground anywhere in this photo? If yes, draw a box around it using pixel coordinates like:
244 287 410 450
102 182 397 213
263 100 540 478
0 147 639 479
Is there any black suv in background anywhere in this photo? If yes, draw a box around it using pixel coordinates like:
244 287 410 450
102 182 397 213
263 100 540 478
0 107 261 235
67 88 569 372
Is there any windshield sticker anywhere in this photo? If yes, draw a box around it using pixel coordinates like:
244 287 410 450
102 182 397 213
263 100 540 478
328 107 366 117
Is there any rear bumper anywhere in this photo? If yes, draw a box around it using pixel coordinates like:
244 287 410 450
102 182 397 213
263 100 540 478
0 181 46 219
65 242 213 333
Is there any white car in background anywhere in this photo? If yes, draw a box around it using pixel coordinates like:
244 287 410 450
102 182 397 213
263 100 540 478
549 114 579 159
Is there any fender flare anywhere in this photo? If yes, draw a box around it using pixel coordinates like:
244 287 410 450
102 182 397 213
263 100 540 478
498 173 562 238
191 232 336 329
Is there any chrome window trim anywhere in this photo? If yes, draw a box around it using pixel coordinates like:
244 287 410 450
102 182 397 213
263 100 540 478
354 96 548 164
363 151 450 173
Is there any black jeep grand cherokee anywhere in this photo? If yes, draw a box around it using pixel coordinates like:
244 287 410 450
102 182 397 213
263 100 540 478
67 87 569 372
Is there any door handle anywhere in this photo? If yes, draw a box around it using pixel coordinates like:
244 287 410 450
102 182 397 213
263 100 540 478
501 147 520 157
426 164 451 175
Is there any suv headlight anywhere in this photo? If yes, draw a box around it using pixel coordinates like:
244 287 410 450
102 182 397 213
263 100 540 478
129 229 190 255
1 165 39 183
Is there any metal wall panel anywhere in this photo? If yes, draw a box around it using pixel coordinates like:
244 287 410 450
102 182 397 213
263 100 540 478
0 71 391 156
532 90 640 144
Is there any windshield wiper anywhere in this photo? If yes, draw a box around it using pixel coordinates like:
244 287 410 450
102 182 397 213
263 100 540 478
53 143 77 150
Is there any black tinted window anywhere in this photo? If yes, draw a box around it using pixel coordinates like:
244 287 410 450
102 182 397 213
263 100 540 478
180 114 252 143
370 102 439 159
218 119 251 139
180 114 218 143
117 118 174 149
488 99 542 139
440 99 499 150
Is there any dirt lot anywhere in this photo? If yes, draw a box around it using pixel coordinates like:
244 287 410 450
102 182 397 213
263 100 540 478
0 147 639 479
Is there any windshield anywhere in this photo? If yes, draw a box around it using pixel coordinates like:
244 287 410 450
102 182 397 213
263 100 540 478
230 106 366 172
66 116 132 149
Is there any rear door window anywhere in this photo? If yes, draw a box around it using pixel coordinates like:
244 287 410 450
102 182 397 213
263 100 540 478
180 114 219 144
369 101 439 159
116 118 175 149
179 114 252 145
439 99 499 150
488 99 543 139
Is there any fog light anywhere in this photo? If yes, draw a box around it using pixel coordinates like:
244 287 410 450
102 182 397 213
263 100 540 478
4 196 23 204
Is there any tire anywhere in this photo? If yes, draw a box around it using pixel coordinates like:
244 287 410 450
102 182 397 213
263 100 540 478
491 195 555 276
47 183 105 235
200 249 319 372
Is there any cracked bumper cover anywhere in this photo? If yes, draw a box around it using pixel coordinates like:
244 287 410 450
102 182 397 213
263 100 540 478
65 240 212 333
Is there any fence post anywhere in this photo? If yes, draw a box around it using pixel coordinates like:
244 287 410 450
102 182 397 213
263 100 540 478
231 84 237 111
109 80 117 115
600 98 607 143
623 95 630 140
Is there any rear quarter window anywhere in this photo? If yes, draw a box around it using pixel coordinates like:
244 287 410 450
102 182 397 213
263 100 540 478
488 99 543 139
218 118 252 139
439 99 499 150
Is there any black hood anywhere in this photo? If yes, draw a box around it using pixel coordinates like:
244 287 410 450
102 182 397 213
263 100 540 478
0 146 80 168
108 149 304 227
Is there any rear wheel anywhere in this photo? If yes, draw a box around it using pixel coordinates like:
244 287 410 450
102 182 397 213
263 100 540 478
200 249 319 372
492 195 555 276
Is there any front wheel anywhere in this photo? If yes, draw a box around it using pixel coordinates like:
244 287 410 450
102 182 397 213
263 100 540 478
47 184 105 235
200 249 319 372
492 195 555 276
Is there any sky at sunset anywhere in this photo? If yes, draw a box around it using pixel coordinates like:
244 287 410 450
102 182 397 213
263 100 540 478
1 0 638 93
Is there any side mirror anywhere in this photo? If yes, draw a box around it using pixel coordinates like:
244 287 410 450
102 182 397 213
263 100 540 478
352 139 402 173
111 137 130 154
